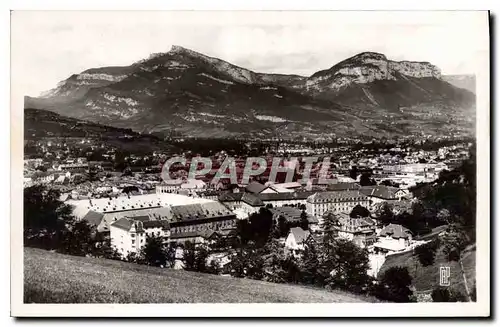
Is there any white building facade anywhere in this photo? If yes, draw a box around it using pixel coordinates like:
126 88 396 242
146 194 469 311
306 191 370 218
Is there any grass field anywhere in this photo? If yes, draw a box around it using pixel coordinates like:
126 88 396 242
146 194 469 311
378 244 476 296
24 247 379 303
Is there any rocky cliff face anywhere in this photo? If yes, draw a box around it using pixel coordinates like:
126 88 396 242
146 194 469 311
306 52 441 93
40 66 134 99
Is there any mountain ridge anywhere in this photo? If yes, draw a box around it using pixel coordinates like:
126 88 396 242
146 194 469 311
25 45 476 140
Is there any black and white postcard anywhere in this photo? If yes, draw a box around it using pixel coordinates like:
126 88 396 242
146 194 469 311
10 10 490 317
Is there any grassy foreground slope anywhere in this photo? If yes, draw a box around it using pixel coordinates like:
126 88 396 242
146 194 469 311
378 244 476 296
24 248 377 303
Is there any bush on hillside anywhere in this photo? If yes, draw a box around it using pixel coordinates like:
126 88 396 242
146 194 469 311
414 239 440 266
373 266 414 302
431 287 467 302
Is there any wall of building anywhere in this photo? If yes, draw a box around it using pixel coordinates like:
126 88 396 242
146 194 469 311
170 216 237 234
307 199 370 217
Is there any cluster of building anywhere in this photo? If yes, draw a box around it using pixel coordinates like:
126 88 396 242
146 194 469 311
59 174 420 275
25 139 470 275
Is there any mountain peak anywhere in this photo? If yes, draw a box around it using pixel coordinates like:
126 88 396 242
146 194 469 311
169 45 205 57
170 45 191 53
308 51 442 91
350 52 388 61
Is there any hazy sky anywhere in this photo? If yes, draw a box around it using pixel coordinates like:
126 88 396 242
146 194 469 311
12 11 489 96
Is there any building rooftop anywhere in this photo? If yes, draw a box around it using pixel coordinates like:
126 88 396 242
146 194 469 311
67 193 214 218
169 202 235 223
270 206 318 224
288 227 311 244
258 191 316 202
245 181 267 194
307 191 368 203
359 185 401 200
218 192 244 202
379 223 412 239
337 215 376 233
241 192 264 207
326 182 361 192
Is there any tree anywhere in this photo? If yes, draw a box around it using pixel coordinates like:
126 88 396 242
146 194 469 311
298 239 321 286
418 151 476 241
125 251 142 264
263 239 287 283
113 150 128 172
24 185 75 249
321 212 340 244
227 249 247 278
381 179 399 187
183 242 210 272
325 239 372 294
87 167 99 182
441 224 472 301
414 241 438 266
377 202 395 226
359 173 376 186
374 266 413 302
431 288 467 302
245 247 265 280
442 224 468 262
141 236 168 267
182 241 198 271
91 234 121 260
239 208 274 247
299 210 309 230
282 255 301 284
277 215 290 238
350 205 370 218
207 259 221 275
59 220 94 256
193 245 210 273
349 166 359 181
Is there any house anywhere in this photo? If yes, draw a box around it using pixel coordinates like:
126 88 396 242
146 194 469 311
372 200 413 217
218 192 244 211
181 179 207 190
270 182 302 190
196 190 220 201
219 191 316 216
245 181 268 194
306 190 370 218
326 182 360 192
57 162 89 172
156 179 183 193
169 228 237 247
82 206 172 234
241 192 265 215
359 185 404 210
110 217 170 258
168 202 237 238
285 227 311 254
334 212 377 248
169 229 216 246
258 191 315 207
373 223 413 254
